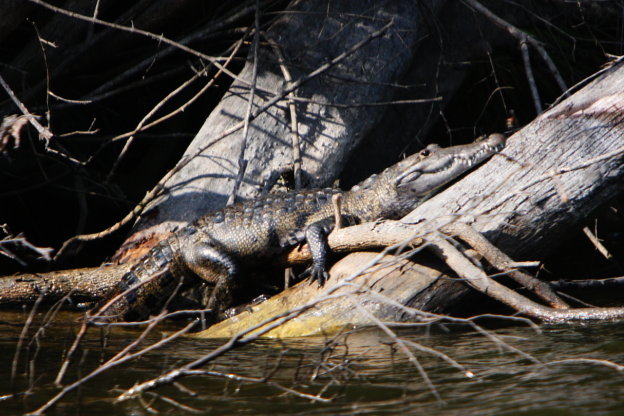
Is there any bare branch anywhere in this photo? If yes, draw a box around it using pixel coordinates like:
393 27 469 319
228 0 261 205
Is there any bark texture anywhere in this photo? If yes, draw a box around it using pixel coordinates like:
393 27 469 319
407 62 624 259
0 264 130 306
197 61 624 337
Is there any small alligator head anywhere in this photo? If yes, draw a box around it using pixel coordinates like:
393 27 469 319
369 133 506 218
393 133 506 195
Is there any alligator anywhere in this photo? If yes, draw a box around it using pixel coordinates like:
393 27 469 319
94 134 506 322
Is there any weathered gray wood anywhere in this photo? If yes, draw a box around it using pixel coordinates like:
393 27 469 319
198 253 462 338
406 61 624 259
197 61 624 337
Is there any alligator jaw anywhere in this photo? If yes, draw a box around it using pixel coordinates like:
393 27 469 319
395 133 506 195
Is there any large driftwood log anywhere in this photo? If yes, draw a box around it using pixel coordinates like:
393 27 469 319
198 60 624 337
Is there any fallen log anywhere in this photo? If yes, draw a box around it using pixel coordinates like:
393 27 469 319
0 264 130 306
196 59 624 337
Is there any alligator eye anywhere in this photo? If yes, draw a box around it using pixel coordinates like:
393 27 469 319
420 149 431 157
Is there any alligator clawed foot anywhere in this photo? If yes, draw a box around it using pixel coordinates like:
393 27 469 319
300 266 329 287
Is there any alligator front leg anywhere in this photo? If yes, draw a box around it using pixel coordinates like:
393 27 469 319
303 219 333 286
182 242 238 319
303 215 358 286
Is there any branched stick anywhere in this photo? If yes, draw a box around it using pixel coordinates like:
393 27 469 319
105 35 247 181
27 0 249 87
0 75 52 144
115 290 357 400
429 236 624 322
441 222 568 308
462 0 567 92
53 269 181 385
341 277 542 365
30 319 197 415
106 70 206 181
82 4 258 101
107 40 247 145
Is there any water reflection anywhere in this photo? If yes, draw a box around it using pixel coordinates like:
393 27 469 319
1 310 623 415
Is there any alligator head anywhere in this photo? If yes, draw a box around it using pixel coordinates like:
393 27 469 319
393 133 506 196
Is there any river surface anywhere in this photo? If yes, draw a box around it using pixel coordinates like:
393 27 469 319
1 310 623 415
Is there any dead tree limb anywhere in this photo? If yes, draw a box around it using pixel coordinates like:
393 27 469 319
430 237 624 322
199 60 624 336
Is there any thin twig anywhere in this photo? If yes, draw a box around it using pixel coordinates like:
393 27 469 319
346 294 443 402
185 369 332 402
30 319 196 415
31 21 52 132
81 4 257 101
28 0 248 87
228 0 261 205
108 38 246 144
105 32 246 181
0 74 52 144
266 35 303 189
543 358 624 372
116 292 352 400
54 319 89 386
106 70 207 182
461 0 567 95
144 391 204 414
582 225 612 260
11 293 46 390
520 39 542 114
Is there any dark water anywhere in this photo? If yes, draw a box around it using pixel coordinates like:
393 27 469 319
1 310 624 415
